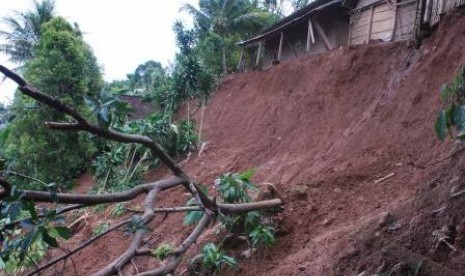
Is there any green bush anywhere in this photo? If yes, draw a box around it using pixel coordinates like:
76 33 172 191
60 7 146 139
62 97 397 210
199 243 237 274
435 67 465 140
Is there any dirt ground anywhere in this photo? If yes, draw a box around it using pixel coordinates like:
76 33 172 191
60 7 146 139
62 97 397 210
40 9 465 276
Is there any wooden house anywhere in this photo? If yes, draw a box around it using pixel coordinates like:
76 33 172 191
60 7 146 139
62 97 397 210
237 0 350 70
237 0 464 70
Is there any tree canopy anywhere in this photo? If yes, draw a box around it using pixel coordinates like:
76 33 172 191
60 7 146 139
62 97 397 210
2 17 103 189
0 0 56 63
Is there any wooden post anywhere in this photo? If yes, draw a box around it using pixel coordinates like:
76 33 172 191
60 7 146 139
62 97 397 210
306 19 315 52
367 6 375 43
277 32 284 61
423 0 432 23
255 41 262 67
313 20 334 51
390 6 398 41
237 45 244 70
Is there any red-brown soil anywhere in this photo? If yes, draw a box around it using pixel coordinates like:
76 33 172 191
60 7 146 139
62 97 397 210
42 9 465 276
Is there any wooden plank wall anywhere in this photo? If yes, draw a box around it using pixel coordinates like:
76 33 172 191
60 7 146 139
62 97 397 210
430 0 465 25
394 1 417 40
370 4 396 40
349 0 418 45
349 8 373 44
349 3 396 45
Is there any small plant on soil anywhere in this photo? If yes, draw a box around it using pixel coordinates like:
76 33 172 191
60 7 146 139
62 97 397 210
435 66 465 140
152 243 175 261
110 202 126 218
92 222 110 236
249 224 276 247
186 169 278 273
196 243 238 275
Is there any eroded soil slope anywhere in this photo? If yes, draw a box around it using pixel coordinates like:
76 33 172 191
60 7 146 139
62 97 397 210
44 9 465 276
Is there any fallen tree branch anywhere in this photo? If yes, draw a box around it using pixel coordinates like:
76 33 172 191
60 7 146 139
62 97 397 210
126 206 203 214
136 213 212 276
218 198 283 214
1 204 87 232
0 176 184 203
94 188 161 276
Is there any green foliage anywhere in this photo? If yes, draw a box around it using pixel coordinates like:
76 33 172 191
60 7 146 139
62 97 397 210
199 243 237 274
2 17 103 190
85 88 135 129
183 0 278 74
435 67 465 140
127 60 166 95
184 185 209 225
185 169 277 272
0 188 72 272
0 0 56 63
125 215 150 234
215 169 257 203
152 243 175 260
249 225 276 247
92 222 110 236
110 203 126 218
93 204 107 213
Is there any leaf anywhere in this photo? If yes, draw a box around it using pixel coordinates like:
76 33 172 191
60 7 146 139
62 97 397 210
22 201 38 220
454 105 465 131
184 210 203 225
445 104 456 128
435 110 446 140
20 218 35 229
42 230 58 247
440 84 451 102
53 226 72 239
239 168 256 181
97 107 112 129
0 256 5 269
19 229 38 261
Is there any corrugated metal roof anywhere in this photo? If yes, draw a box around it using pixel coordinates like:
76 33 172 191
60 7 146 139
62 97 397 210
237 0 344 46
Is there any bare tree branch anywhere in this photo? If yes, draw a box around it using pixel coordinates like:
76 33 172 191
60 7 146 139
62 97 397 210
136 213 212 276
1 204 87 231
218 198 283 214
1 177 185 204
126 206 203 214
94 187 161 276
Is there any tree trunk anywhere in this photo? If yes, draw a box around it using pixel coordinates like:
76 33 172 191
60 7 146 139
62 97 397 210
198 102 206 144
222 46 227 74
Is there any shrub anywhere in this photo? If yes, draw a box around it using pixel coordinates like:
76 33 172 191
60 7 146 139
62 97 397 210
435 67 465 140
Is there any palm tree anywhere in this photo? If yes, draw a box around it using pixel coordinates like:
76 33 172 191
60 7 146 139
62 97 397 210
0 0 55 63
183 0 276 73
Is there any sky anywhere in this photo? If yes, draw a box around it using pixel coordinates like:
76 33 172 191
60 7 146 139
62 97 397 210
0 0 197 104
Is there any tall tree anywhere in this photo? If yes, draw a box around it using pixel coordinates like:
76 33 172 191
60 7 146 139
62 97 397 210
2 17 103 189
0 0 56 64
183 0 277 73
126 60 166 95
